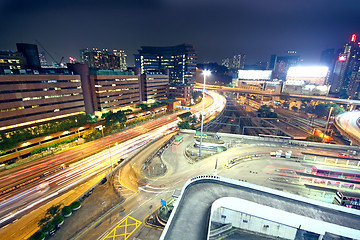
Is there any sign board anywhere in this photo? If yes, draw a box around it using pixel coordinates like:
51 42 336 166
161 199 167 207
175 106 191 110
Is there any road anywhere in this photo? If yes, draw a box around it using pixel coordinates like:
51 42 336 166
336 111 360 144
0 91 224 239
74 132 353 240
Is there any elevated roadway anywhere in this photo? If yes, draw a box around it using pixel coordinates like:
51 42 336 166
196 83 360 107
335 111 360 146
160 175 360 240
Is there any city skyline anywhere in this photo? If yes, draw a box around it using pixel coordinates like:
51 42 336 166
1 0 360 65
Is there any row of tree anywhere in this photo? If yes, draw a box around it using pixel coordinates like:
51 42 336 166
0 115 87 152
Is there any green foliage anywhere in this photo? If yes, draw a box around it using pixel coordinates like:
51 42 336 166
37 204 61 228
313 104 345 118
62 206 72 216
70 201 81 210
135 104 149 110
102 111 127 127
42 222 54 233
47 204 61 217
305 134 322 142
38 215 51 227
279 93 290 101
177 121 192 129
52 215 64 225
28 231 45 240
257 105 277 118
0 114 87 152
192 91 203 104
177 111 191 120
30 137 78 155
283 102 289 109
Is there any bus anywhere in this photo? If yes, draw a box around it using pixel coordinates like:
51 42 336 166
174 135 183 145
311 165 360 182
194 132 219 139
333 191 360 210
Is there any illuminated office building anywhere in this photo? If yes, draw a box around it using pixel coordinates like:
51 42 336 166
135 44 196 102
271 54 301 80
221 54 246 69
330 34 360 99
0 73 85 131
0 50 26 74
140 72 169 103
80 48 127 71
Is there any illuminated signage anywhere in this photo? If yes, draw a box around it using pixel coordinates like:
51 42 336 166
338 55 347 62
351 34 357 42
238 70 272 80
286 66 329 78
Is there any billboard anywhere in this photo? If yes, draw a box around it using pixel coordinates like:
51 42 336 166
238 70 272 80
286 66 329 78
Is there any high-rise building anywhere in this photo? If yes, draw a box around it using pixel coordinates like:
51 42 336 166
135 44 196 102
16 43 41 70
232 54 246 69
39 51 48 67
0 50 26 74
329 34 360 99
271 55 301 80
221 54 246 69
80 48 127 71
221 57 230 68
320 48 335 68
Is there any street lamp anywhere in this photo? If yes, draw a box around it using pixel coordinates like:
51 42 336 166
322 106 333 143
199 70 211 157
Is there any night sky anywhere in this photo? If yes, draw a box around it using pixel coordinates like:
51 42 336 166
1 0 360 65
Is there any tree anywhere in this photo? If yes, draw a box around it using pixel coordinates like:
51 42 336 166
192 91 203 104
283 102 289 109
177 121 191 129
314 103 344 118
257 105 277 118
279 93 290 102
47 204 61 216
102 111 127 127
135 104 149 111
292 106 298 111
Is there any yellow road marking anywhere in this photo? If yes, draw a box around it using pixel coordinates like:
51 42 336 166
103 216 142 240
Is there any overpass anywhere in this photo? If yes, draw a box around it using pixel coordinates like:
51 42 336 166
160 175 360 240
195 83 360 108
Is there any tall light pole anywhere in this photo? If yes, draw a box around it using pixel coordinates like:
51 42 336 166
322 106 333 143
199 70 211 157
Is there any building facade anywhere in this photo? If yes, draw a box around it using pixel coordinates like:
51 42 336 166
0 50 26 74
135 44 197 87
80 48 127 71
140 73 169 103
221 54 246 69
271 55 301 80
89 70 140 113
329 34 360 99
0 73 85 131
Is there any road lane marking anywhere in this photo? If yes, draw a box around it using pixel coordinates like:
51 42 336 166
103 215 141 240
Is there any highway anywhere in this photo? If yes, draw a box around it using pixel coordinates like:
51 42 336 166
0 91 223 238
0 120 179 227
